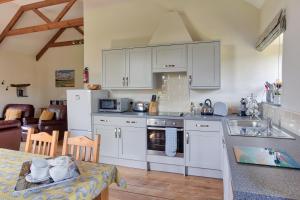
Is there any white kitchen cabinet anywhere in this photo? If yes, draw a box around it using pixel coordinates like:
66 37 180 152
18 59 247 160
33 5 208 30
152 44 187 72
188 41 221 89
94 125 119 158
185 131 221 170
102 47 154 89
93 116 147 163
127 47 153 88
118 127 146 161
102 49 126 89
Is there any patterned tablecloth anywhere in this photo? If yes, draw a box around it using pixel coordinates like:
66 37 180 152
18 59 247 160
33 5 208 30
0 148 126 200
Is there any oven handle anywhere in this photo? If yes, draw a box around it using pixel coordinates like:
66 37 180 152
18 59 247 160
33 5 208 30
147 127 184 131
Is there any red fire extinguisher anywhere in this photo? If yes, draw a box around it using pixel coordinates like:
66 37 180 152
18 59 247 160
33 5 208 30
83 67 89 83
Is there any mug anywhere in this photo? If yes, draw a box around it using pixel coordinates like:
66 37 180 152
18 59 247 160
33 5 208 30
30 158 49 180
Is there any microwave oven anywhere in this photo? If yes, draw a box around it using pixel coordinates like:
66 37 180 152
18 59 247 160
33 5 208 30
99 98 131 112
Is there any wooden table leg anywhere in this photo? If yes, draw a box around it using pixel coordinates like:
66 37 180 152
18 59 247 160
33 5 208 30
94 186 109 200
101 187 109 200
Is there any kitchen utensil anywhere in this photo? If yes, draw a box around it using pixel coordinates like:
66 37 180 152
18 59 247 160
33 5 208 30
201 99 214 115
240 98 247 116
132 101 149 112
213 102 228 116
149 95 158 114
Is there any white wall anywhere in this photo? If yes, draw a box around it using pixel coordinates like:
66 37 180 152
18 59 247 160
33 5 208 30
36 46 84 108
260 0 300 113
0 46 84 116
0 50 40 115
84 0 278 112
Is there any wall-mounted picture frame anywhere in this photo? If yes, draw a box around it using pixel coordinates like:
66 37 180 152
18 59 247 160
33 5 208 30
55 70 75 87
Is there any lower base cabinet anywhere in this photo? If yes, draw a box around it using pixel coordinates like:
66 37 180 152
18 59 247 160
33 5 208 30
223 136 234 200
94 123 146 165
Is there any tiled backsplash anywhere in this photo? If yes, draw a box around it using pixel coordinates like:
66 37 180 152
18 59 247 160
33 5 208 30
263 103 300 136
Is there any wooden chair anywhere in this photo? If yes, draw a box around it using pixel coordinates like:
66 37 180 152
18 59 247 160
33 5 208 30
62 131 100 163
25 128 59 157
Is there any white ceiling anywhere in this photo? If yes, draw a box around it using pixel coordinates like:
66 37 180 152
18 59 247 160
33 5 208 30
243 0 266 9
0 0 83 56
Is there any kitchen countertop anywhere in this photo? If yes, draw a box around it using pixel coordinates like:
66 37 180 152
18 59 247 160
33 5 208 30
222 118 300 200
92 112 300 199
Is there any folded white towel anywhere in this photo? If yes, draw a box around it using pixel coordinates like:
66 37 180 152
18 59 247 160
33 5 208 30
165 128 177 157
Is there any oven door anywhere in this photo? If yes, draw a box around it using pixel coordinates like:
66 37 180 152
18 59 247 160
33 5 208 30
147 127 184 157
99 99 117 111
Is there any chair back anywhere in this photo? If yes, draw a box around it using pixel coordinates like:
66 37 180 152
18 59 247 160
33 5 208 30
25 128 58 157
62 131 100 163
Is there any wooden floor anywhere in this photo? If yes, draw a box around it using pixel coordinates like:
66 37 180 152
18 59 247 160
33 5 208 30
20 142 223 200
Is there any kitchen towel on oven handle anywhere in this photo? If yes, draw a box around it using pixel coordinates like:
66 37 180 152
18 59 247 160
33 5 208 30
165 128 177 157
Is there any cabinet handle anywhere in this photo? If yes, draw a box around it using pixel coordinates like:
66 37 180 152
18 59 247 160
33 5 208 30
196 124 209 128
186 132 189 144
126 121 130 123
100 119 108 122
126 77 129 86
118 128 121 138
131 121 136 124
122 77 125 86
114 128 117 138
189 75 192 86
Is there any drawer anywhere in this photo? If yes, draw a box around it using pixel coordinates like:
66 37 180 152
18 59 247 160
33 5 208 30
93 116 146 128
185 120 220 132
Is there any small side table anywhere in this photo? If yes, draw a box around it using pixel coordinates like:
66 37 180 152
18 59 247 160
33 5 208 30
21 124 39 142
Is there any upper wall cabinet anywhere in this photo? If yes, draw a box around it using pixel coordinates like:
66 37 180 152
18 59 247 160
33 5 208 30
188 42 221 89
102 47 154 89
152 44 187 73
102 49 126 89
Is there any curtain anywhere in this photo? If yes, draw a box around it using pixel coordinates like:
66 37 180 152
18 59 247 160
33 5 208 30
256 9 286 52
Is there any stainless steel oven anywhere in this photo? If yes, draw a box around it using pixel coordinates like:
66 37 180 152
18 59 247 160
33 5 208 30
147 118 184 157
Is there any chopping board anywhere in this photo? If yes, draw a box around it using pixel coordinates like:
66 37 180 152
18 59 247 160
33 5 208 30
233 146 300 169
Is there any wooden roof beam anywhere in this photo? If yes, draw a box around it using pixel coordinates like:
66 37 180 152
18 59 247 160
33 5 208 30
0 0 13 4
21 0 72 11
36 28 66 61
0 8 23 44
54 0 76 22
7 18 83 36
32 8 51 23
50 39 84 47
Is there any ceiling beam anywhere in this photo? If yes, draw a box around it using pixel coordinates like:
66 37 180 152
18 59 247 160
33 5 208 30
7 18 83 36
54 0 76 22
32 8 51 23
50 39 84 47
74 26 83 35
21 0 72 11
0 0 13 4
0 8 24 44
36 28 66 61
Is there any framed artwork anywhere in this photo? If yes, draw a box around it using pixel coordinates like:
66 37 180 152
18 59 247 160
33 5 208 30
55 70 75 87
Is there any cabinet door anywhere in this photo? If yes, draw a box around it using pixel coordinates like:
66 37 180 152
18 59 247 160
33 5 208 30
102 49 126 88
95 125 118 159
185 131 221 170
118 127 146 161
152 44 187 72
127 48 153 88
188 42 220 89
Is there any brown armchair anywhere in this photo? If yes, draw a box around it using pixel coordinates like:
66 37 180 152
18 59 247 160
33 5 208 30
0 120 21 151
1 104 35 125
23 105 67 140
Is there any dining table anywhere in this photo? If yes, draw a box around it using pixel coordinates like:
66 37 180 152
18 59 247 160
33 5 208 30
0 148 126 200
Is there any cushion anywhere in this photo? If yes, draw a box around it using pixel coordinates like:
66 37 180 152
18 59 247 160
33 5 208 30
39 110 54 121
5 109 22 120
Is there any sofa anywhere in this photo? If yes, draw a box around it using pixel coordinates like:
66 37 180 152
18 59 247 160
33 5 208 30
23 105 67 140
0 120 21 151
1 104 35 125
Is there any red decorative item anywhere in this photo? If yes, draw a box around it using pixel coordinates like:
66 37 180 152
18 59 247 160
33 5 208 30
83 67 89 83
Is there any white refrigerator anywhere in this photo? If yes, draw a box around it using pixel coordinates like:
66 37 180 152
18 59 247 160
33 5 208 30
67 89 109 138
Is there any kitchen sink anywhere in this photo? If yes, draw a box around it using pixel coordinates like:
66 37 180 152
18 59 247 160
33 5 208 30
227 119 295 139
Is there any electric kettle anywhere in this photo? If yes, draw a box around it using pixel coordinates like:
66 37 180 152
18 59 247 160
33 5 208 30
201 99 214 115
